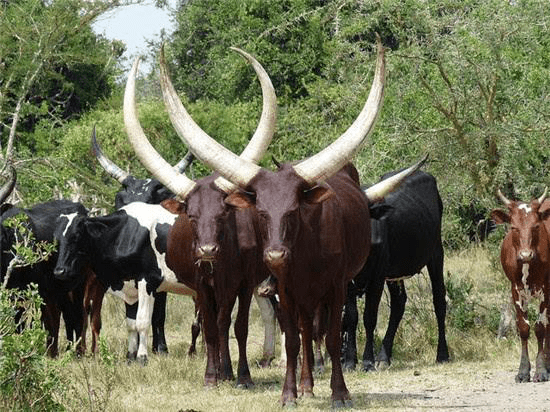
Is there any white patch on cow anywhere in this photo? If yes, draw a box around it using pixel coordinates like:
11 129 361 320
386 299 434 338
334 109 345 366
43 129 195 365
60 212 79 237
518 203 532 214
136 279 154 360
254 289 277 358
126 318 138 356
150 223 197 298
514 263 546 328
121 202 177 228
522 263 530 288
107 281 138 305
538 308 549 327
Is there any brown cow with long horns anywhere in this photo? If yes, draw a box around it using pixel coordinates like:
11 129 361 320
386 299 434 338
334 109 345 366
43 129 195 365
491 189 550 383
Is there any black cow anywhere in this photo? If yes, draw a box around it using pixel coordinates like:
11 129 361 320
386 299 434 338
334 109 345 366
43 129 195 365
0 196 89 357
341 170 449 371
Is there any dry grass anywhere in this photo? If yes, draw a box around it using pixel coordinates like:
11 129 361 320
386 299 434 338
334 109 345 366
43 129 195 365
54 245 533 411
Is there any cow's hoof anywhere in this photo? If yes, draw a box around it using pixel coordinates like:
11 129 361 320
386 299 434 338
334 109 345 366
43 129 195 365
126 351 137 363
280 399 297 408
332 399 353 409
361 361 376 372
515 372 531 383
342 361 356 372
258 355 275 368
153 345 168 355
533 371 549 382
136 355 148 366
236 379 255 389
376 359 390 371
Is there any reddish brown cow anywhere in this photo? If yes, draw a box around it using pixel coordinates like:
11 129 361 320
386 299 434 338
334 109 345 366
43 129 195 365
154 39 413 408
491 189 550 383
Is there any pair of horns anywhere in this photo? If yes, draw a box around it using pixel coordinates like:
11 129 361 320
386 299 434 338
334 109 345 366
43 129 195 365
125 47 277 199
157 39 385 191
497 188 548 206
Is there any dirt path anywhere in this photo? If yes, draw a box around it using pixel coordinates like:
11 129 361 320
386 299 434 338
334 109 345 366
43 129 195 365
344 361 550 411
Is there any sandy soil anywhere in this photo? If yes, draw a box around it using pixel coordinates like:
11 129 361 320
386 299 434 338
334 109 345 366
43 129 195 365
344 361 550 411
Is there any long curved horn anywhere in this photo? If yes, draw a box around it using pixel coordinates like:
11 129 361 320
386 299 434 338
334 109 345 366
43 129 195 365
365 154 428 203
124 58 196 200
211 47 278 191
91 126 129 184
93 126 194 181
0 164 16 204
160 47 262 190
160 39 383 190
538 187 548 205
497 189 512 206
293 37 385 184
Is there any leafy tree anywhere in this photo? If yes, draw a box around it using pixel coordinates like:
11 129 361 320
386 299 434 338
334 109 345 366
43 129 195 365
0 0 136 163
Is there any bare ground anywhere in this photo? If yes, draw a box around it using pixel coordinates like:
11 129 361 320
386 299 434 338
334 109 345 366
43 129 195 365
347 359 550 411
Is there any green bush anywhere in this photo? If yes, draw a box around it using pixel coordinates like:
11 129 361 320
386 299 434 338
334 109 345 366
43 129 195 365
0 285 65 411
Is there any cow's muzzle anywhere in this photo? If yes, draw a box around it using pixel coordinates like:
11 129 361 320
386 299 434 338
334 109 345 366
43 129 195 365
264 247 289 269
518 249 535 263
197 244 218 261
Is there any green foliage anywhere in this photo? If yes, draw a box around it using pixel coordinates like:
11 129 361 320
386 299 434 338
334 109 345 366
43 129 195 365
0 285 64 411
0 0 132 164
2 214 57 275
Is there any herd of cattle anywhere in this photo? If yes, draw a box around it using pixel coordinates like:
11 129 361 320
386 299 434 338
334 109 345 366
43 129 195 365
1 39 549 407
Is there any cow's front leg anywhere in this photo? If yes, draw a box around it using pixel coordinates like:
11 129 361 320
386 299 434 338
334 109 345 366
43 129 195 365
533 302 550 382
514 287 531 382
135 279 155 365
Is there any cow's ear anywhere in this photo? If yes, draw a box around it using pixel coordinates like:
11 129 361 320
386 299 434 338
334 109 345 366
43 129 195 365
85 220 106 238
490 209 510 225
540 208 550 222
369 203 393 220
225 192 255 209
161 199 185 214
305 186 334 204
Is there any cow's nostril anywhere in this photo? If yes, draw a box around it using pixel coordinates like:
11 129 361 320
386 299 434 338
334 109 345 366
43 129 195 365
198 244 218 258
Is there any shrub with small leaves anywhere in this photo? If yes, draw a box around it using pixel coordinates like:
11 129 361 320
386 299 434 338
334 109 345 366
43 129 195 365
0 285 65 411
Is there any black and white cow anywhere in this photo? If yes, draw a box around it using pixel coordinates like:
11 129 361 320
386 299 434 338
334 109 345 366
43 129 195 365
0 194 89 357
91 127 194 355
341 170 449 371
53 201 196 363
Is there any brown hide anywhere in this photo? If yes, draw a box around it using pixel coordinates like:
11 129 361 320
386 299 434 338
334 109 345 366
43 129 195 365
492 197 550 383
226 163 370 405
165 176 268 387
80 268 106 354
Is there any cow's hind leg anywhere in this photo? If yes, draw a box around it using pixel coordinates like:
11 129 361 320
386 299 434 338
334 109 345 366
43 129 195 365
362 277 384 372
188 303 201 356
234 287 254 388
152 291 168 355
376 280 406 369
254 289 277 368
427 246 450 363
325 288 352 408
125 302 139 362
341 282 358 371
298 311 315 398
